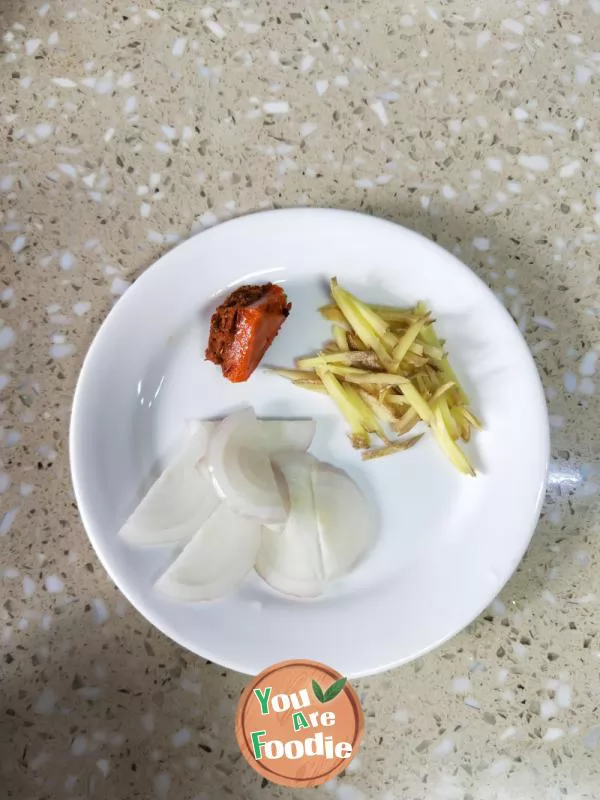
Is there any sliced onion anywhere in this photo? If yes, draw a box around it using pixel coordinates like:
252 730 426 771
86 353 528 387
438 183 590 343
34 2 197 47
263 521 286 534
188 418 315 453
187 419 215 437
207 408 287 523
120 428 219 546
155 505 261 601
311 463 375 580
255 453 324 597
258 420 316 454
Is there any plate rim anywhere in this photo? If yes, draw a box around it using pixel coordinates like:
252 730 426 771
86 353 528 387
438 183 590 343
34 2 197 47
69 207 550 676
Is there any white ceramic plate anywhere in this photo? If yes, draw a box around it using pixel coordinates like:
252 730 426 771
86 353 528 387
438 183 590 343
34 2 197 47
70 209 549 678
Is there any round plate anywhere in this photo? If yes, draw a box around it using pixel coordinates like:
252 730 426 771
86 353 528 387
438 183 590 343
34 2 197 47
70 209 549 678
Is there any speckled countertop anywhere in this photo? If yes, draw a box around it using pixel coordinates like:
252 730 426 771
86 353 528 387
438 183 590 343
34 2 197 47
1 0 600 798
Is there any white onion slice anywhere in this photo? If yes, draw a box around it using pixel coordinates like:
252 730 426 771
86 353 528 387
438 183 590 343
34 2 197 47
188 418 316 454
120 427 218 546
311 464 375 580
207 408 287 523
187 419 214 438
255 453 324 597
155 505 260 601
258 420 316 454
263 521 286 535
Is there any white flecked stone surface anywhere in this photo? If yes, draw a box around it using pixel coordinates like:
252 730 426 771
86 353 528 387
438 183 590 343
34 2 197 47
1 0 600 798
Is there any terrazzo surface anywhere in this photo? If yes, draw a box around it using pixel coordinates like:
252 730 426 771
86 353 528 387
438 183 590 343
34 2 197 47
1 0 600 798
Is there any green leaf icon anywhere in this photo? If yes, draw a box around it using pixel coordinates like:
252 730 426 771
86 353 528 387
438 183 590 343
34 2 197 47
323 677 347 703
312 679 325 703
